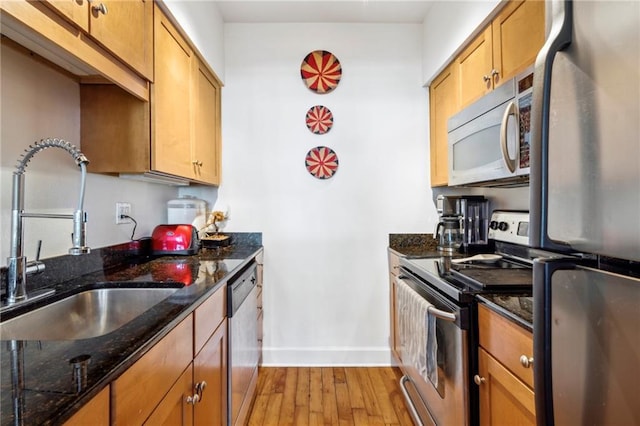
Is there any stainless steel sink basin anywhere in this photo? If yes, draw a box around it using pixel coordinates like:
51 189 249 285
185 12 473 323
0 288 180 340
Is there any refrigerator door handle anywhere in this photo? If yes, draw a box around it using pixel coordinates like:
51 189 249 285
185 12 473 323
529 0 573 250
533 256 580 426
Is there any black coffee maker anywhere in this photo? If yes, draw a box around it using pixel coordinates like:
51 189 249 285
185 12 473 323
436 195 490 253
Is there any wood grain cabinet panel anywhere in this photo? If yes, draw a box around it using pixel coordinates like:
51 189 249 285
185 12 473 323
42 0 89 32
144 365 195 426
111 316 193 425
478 348 535 426
429 62 459 187
63 386 109 426
457 0 544 109
388 250 402 363
477 304 535 426
194 319 228 426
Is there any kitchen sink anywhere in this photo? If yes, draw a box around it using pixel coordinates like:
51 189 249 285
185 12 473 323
0 287 181 341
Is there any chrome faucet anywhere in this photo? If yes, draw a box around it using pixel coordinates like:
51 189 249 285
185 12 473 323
6 138 90 305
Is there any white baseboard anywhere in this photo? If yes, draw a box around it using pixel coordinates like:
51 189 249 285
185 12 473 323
260 346 394 367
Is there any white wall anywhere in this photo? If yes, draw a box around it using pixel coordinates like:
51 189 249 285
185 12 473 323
0 44 178 265
222 23 437 365
163 0 226 83
422 0 501 85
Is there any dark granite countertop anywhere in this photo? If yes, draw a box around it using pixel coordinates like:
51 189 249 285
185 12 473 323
477 294 533 332
388 233 442 258
0 235 263 425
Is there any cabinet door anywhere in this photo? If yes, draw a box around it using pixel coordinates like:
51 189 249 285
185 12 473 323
390 275 401 363
89 0 153 79
492 0 545 87
429 63 458 187
478 348 535 426
112 316 193 425
144 365 195 426
194 319 228 426
43 0 89 32
152 5 194 179
457 26 493 109
193 59 222 185
63 386 109 426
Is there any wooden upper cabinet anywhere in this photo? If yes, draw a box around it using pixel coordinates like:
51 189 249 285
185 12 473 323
89 0 153 80
152 7 194 180
429 62 459 187
42 0 89 32
41 0 153 80
193 59 223 185
457 26 493 109
457 0 544 109
80 4 223 185
492 0 545 87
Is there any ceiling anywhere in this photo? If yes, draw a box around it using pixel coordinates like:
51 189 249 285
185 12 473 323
213 1 435 24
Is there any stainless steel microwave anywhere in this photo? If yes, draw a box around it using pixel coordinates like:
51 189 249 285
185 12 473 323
447 67 534 187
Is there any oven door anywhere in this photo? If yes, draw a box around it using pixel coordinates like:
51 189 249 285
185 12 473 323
395 273 471 426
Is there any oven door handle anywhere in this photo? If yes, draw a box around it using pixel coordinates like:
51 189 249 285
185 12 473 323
427 306 456 322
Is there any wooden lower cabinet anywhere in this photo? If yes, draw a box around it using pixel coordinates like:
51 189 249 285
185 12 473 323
144 365 195 426
478 348 535 426
388 250 402 363
111 317 193 425
194 319 228 426
111 285 228 426
64 386 110 426
476 304 535 426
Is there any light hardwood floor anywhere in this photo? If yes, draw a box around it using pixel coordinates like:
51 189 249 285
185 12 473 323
247 367 414 426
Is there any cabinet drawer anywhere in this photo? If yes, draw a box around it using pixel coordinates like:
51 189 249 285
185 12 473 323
478 304 534 388
194 286 226 356
112 316 193 425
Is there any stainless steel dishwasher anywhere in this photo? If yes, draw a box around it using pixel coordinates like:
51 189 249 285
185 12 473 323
227 261 259 426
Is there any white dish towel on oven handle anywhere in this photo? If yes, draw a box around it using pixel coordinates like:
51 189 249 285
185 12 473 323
425 307 438 389
395 279 439 390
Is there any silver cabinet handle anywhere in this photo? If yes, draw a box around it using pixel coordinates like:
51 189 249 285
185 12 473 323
92 3 108 15
491 68 500 84
520 355 534 368
474 374 486 385
192 160 203 167
483 74 491 82
185 394 200 405
427 306 456 322
195 380 207 401
499 100 518 173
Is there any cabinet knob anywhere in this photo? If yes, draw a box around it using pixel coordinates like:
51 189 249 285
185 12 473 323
473 374 486 386
519 355 534 368
194 380 207 402
491 68 500 84
92 3 108 15
192 160 203 167
483 74 491 82
185 393 200 405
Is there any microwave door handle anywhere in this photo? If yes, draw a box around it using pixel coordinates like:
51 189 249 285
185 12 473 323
529 0 573 250
500 101 518 173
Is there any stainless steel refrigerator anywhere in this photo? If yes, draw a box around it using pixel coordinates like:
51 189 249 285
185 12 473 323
529 0 640 425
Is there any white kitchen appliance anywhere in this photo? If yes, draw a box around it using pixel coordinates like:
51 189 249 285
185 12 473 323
167 195 207 225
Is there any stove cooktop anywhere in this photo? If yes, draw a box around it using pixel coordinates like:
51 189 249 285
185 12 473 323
399 254 533 303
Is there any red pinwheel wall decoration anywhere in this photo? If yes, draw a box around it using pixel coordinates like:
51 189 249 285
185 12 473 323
300 50 342 94
305 105 334 135
305 146 339 179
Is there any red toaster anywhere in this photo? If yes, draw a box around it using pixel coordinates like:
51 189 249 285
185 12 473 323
151 224 199 255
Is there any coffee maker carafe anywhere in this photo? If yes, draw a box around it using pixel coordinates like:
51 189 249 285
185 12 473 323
436 195 490 252
434 216 463 252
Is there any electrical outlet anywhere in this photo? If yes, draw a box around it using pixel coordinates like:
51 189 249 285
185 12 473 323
115 202 131 224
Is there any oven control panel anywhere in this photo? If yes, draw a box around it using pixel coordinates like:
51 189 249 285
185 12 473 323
488 211 530 245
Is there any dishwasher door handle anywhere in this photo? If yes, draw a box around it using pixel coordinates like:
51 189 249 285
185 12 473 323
427 306 456 322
